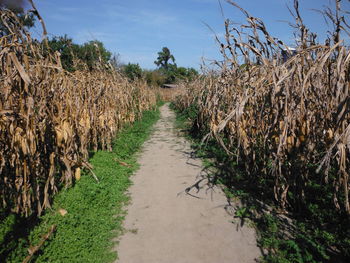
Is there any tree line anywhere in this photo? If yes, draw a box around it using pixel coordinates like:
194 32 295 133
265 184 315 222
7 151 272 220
0 5 198 87
124 47 198 86
48 36 198 86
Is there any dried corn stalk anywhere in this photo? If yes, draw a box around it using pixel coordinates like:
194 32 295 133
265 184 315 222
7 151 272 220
0 9 157 216
173 0 350 215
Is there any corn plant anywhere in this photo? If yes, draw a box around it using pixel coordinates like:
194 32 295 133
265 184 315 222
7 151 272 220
0 9 157 216
173 0 350 216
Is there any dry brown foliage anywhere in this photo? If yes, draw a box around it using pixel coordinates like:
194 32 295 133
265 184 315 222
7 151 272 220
0 10 157 216
174 0 350 215
157 86 186 102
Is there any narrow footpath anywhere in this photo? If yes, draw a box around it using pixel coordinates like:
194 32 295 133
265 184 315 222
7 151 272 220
114 104 261 263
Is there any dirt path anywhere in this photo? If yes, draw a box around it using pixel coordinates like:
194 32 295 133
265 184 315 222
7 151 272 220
114 104 261 263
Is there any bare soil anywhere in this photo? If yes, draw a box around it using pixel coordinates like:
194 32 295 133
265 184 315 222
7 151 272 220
114 104 261 263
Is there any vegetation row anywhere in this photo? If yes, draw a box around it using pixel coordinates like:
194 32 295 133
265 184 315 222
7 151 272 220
172 0 350 261
0 9 156 217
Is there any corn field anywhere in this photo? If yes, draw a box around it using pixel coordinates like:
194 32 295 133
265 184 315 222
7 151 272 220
0 10 157 216
173 0 350 216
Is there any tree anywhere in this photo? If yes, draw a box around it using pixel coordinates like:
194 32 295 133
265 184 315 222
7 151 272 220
144 70 167 87
154 47 176 70
47 35 77 72
123 63 142 81
46 36 113 72
77 40 112 70
175 67 198 81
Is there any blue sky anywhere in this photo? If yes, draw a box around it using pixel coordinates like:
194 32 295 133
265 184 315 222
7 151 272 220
29 0 350 69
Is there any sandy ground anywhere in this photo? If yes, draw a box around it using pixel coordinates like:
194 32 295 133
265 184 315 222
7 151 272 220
114 104 261 263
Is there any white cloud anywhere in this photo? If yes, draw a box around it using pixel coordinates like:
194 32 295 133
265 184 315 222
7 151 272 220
98 3 178 27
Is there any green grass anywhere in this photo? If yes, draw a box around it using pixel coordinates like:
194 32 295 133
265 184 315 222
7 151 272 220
1 107 160 263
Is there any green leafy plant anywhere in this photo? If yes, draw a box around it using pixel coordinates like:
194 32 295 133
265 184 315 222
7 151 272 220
123 63 142 81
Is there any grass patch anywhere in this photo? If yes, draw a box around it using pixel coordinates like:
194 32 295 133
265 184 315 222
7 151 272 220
1 108 160 263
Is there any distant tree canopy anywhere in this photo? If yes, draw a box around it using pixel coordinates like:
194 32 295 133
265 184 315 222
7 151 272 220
46 38 198 84
79 40 112 70
174 67 198 81
47 35 76 71
47 36 112 71
123 63 142 81
144 69 167 87
154 47 176 71
153 47 198 84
